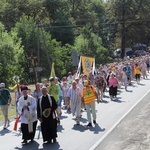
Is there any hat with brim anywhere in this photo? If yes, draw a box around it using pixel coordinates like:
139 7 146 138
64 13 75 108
43 108 50 118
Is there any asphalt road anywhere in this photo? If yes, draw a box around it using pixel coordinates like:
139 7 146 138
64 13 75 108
0 76 150 150
95 85 150 150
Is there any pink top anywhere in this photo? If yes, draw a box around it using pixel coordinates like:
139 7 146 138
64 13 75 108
108 77 118 87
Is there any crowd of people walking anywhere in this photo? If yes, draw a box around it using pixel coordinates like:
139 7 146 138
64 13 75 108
0 54 150 145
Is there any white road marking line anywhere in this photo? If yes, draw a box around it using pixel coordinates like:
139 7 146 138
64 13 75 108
89 88 150 150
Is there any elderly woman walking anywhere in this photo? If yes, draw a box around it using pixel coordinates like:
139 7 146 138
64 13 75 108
108 73 118 100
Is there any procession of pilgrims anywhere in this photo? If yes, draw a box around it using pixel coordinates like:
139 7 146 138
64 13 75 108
0 54 150 144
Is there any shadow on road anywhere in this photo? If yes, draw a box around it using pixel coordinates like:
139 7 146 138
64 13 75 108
60 115 68 120
0 128 11 136
126 90 133 92
14 140 61 150
139 83 145 86
103 95 110 98
99 100 109 104
111 97 126 103
89 123 105 134
72 123 105 134
12 129 22 137
72 124 87 132
57 125 65 133
14 141 39 150
72 117 87 124
42 141 61 150
80 117 87 123
117 89 122 95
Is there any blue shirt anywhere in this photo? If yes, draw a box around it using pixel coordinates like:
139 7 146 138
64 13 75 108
0 89 10 105
31 89 42 100
126 66 131 75
58 84 63 97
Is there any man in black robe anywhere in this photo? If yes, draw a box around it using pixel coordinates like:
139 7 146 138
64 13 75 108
37 86 58 144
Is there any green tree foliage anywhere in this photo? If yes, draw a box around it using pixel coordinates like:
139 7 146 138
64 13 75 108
12 16 74 81
49 10 75 45
4 0 150 84
0 22 24 85
107 0 150 48
74 26 112 64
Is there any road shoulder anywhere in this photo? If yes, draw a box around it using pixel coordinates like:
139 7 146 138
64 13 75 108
95 91 150 150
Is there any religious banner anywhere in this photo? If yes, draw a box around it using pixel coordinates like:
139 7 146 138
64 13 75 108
81 56 94 76
50 63 56 78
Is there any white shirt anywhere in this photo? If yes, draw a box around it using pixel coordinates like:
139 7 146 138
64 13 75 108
67 76 74 85
77 82 84 90
122 71 127 79
62 85 70 97
67 87 83 103
18 95 37 124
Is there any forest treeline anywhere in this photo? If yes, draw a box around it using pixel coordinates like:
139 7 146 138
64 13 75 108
0 0 150 85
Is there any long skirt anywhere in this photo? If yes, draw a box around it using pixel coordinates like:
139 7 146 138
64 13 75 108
109 86 117 97
21 121 37 140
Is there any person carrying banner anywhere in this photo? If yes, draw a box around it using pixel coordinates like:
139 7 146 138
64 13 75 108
37 86 58 144
17 86 37 144
0 83 12 129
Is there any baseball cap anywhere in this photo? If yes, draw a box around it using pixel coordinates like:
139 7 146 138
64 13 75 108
84 80 89 86
0 83 5 88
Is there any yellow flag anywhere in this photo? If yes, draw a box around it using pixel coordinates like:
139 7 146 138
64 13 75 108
81 56 94 76
9 84 17 90
50 63 56 78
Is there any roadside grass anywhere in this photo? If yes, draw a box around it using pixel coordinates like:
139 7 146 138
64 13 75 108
0 85 35 121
